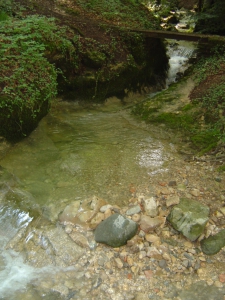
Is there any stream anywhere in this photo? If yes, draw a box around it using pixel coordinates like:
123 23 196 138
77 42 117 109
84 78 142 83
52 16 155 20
0 41 197 299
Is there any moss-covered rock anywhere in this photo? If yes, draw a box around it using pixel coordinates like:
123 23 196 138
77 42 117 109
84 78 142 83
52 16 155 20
0 0 169 139
167 198 209 241
201 229 225 255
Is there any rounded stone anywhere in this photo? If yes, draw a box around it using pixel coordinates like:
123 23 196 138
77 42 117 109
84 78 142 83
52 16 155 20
94 213 138 248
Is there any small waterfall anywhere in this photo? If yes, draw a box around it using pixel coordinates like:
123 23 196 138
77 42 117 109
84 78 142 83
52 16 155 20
0 206 35 298
166 40 196 86
0 40 198 299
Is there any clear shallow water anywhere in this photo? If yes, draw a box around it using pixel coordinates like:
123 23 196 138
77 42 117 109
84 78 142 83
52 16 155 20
0 103 173 207
0 104 175 299
0 41 196 299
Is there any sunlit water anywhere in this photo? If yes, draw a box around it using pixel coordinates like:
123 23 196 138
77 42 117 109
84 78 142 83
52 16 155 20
0 41 196 299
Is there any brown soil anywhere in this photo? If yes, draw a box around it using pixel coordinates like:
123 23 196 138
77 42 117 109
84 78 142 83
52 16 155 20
14 0 132 61
190 70 225 100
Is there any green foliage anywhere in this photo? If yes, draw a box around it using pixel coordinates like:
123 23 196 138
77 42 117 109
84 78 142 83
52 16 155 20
76 0 160 29
149 112 195 131
0 0 13 14
217 165 225 172
193 49 225 84
0 15 79 139
0 11 8 21
191 129 219 151
195 0 225 34
192 46 225 145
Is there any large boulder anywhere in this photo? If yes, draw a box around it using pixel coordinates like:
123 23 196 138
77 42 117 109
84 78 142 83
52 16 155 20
201 229 225 255
94 213 138 247
167 198 209 241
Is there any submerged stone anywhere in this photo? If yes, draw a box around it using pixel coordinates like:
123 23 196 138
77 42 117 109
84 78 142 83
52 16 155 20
201 229 225 255
140 215 166 232
167 198 209 241
178 280 224 300
126 205 141 216
58 201 80 224
94 213 138 247
143 197 158 217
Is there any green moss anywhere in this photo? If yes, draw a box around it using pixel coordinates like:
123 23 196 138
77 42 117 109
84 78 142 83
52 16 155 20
150 112 195 130
182 103 194 111
0 11 8 21
190 130 219 149
217 165 225 172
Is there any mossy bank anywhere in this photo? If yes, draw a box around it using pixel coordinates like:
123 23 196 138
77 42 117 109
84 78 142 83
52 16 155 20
132 38 225 167
0 0 168 140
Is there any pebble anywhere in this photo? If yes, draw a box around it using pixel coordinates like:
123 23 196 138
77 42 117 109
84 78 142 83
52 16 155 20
190 188 200 197
166 195 180 207
145 234 161 244
132 213 141 222
11 152 225 300
100 204 112 213
126 205 141 215
115 258 123 269
143 197 158 217
139 251 147 259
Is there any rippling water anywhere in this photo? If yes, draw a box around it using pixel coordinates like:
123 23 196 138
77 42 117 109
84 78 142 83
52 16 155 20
0 104 173 207
0 41 196 299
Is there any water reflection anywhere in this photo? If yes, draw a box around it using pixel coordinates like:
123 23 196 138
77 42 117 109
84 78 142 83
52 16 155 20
138 144 165 168
0 105 173 208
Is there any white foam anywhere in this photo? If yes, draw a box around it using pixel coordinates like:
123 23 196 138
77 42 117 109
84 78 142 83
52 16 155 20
166 42 195 86
0 249 39 297
0 245 76 298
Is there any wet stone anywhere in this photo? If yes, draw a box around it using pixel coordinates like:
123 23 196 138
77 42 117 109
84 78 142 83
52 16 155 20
139 215 166 232
69 231 89 248
190 189 200 197
132 214 141 222
167 198 209 241
100 204 112 213
58 201 80 224
94 213 138 247
166 195 180 207
201 229 225 255
126 205 141 216
143 197 158 217
158 259 167 269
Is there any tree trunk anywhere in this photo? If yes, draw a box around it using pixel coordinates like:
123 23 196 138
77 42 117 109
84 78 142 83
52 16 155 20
198 0 203 11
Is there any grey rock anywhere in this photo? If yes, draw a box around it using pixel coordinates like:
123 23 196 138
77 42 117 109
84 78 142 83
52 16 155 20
94 213 138 247
100 204 112 213
126 205 141 216
201 229 225 255
158 259 167 269
167 198 209 241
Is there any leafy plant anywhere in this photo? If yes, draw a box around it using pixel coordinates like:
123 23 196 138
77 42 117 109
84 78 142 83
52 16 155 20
76 0 160 29
0 15 79 139
192 45 225 145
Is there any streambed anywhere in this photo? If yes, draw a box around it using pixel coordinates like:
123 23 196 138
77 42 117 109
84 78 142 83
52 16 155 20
1 41 224 300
